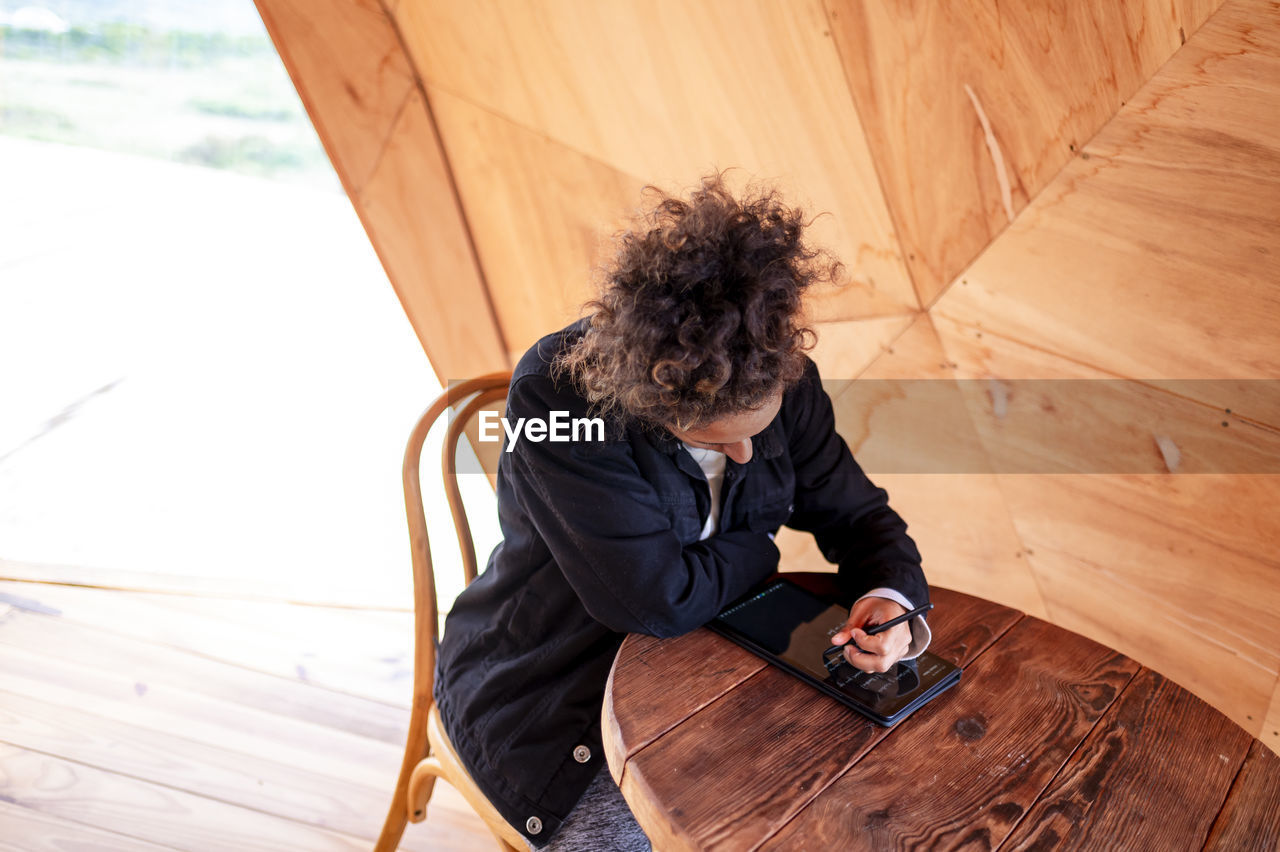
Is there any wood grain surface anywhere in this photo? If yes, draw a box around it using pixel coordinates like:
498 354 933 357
0 586 488 850
426 85 646 359
826 315 1050 619
355 88 510 381
1204 740 1280 851
1002 669 1253 851
393 0 916 321
0 801 178 852
604 628 766 776
254 0 415 194
0 688 391 842
759 618 1139 851
931 314 1280 473
0 743 371 852
258 0 510 382
930 0 1280 385
0 579 414 706
0 608 405 744
1267 684 1280 756
806 314 917 385
917 0 1280 752
609 584 1021 849
825 0 1223 305
995 473 1280 741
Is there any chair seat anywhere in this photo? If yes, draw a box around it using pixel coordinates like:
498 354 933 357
419 703 528 851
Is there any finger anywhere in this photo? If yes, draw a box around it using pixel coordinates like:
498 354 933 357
850 627 893 655
843 644 894 673
844 633 911 672
857 624 912 655
831 615 866 645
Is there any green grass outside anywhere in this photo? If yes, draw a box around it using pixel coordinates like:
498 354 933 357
0 24 337 190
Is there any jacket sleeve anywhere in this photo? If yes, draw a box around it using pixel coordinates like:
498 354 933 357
502 374 781 638
782 360 930 608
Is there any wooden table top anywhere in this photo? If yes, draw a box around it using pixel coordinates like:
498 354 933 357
602 574 1280 851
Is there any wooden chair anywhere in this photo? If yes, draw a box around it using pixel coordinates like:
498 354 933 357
374 371 525 852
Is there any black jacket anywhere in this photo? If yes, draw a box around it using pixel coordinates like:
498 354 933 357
434 322 927 845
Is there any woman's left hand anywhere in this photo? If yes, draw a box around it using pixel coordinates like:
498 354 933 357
830 596 912 673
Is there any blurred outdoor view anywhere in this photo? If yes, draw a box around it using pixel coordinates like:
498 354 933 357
0 1 496 613
1 1 332 186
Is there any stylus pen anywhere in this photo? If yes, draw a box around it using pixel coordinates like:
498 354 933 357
863 602 934 636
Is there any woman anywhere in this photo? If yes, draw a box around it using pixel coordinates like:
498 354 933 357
435 173 931 849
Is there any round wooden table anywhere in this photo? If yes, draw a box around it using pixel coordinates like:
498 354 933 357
602 574 1280 851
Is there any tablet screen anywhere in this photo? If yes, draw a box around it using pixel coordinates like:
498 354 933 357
713 580 957 719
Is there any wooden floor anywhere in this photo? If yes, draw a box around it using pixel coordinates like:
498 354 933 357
0 578 493 851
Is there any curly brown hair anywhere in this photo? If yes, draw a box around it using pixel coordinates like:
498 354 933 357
556 172 839 430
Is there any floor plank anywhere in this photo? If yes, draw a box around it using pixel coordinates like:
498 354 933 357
0 743 372 852
0 600 492 851
0 642 395 791
0 688 395 842
0 608 407 745
0 559 411 611
0 800 181 851
0 580 415 707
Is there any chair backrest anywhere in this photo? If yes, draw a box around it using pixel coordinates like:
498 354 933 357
376 371 517 851
402 371 511 702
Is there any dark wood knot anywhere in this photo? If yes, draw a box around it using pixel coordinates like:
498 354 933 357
954 715 988 742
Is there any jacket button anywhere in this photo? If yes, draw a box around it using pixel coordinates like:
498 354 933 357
526 816 543 835
573 744 592 763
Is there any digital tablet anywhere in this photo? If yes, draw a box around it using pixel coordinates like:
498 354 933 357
708 578 961 726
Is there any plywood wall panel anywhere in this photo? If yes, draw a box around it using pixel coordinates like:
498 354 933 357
392 0 917 321
805 314 917 382
930 315 1280 475
826 0 1226 305
426 86 648 360
256 0 508 381
931 0 1280 387
917 0 1280 739
846 316 1047 617
933 313 1280 731
1265 682 1280 755
775 314 918 574
356 90 508 381
780 315 1048 617
255 0 416 195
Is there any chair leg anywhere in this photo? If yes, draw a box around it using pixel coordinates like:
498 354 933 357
373 739 432 852
373 794 408 852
